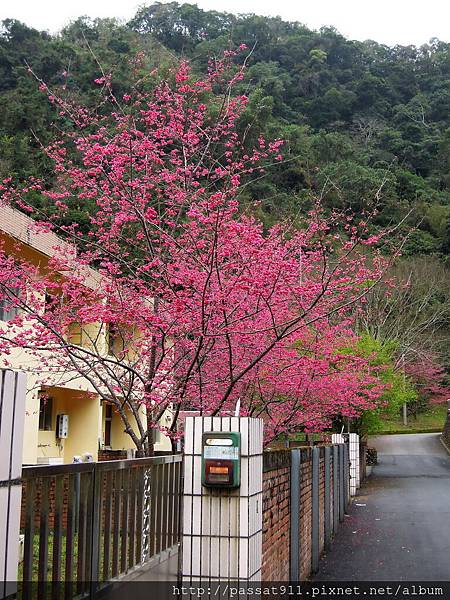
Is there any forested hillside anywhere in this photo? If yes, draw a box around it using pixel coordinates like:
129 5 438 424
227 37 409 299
0 2 449 414
1 2 450 254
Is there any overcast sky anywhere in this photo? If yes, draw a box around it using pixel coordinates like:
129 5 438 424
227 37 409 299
0 0 449 47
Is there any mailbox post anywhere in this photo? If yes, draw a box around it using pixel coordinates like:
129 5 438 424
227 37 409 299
182 416 263 583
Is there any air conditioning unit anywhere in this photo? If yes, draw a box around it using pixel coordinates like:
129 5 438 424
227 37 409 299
56 414 69 438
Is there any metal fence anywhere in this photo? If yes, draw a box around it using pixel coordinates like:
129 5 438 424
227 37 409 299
19 454 182 598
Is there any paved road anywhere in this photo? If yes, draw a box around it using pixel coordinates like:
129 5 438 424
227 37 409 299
315 433 450 581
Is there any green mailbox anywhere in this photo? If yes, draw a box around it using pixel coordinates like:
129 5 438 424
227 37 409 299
201 431 241 489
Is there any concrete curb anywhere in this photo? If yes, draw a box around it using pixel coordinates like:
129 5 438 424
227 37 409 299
376 428 443 436
440 435 450 455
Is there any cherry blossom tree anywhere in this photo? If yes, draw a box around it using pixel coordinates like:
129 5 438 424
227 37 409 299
406 357 449 410
0 51 389 452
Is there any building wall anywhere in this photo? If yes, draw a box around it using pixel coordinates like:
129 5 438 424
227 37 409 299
22 385 40 465
22 382 172 463
109 404 143 452
24 383 172 463
6 340 108 465
32 386 100 463
1 222 173 463
58 387 100 462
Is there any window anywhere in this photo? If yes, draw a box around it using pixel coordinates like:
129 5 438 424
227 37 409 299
38 393 53 431
0 287 20 322
67 322 82 345
44 292 57 313
104 404 112 447
108 324 125 357
153 427 161 444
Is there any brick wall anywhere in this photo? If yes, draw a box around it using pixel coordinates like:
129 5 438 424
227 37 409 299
261 444 356 582
21 476 70 530
98 449 127 461
318 456 325 556
261 451 291 581
21 450 127 527
21 466 137 532
298 450 312 580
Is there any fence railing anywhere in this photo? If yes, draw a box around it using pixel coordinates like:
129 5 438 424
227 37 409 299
19 454 182 598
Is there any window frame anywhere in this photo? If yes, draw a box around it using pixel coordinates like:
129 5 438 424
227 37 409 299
104 403 113 448
38 393 53 431
0 286 21 322
107 323 126 357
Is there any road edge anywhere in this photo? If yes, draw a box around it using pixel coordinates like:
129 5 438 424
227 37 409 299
440 435 450 455
376 428 443 435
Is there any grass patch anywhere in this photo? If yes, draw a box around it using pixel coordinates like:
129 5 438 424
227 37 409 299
377 403 448 434
17 530 130 584
17 532 79 583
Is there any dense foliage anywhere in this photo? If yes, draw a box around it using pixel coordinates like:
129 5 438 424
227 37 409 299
347 335 419 436
1 4 450 255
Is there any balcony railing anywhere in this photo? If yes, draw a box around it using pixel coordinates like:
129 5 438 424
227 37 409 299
19 454 182 598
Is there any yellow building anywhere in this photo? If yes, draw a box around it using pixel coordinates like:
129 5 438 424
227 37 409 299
0 204 172 464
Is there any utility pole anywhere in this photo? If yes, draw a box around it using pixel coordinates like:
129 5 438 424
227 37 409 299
402 352 408 426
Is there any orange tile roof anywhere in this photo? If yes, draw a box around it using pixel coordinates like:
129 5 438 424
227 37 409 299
0 203 102 289
0 203 73 258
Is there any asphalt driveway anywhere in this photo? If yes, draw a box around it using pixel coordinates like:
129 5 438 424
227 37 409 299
314 433 450 581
